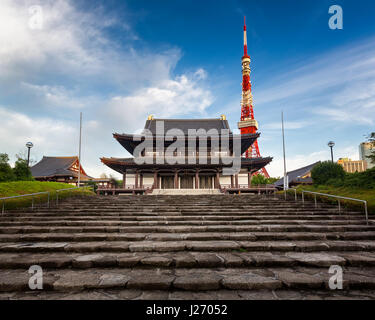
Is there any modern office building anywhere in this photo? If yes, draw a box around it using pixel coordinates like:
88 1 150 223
359 142 374 169
337 158 367 173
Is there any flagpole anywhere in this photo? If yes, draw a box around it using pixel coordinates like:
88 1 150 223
282 111 288 193
78 112 82 187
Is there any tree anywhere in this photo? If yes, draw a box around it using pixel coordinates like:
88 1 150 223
311 161 345 185
13 158 33 181
0 153 15 182
251 175 279 186
15 150 37 166
366 132 375 165
109 174 120 188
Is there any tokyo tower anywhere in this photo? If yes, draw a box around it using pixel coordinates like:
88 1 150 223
237 17 270 178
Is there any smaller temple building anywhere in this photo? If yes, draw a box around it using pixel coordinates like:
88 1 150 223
274 162 320 189
31 156 92 184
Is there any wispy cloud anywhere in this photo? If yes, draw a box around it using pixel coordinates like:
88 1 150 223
253 38 375 128
0 0 214 177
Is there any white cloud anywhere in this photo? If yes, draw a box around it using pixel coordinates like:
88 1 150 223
194 68 207 80
106 73 214 133
249 39 375 130
0 0 215 179
266 145 360 178
0 0 182 105
0 106 76 160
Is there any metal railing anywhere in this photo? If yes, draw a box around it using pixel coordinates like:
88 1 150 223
283 188 369 225
1 186 92 215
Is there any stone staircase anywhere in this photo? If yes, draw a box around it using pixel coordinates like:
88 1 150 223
1 194 375 300
151 189 222 195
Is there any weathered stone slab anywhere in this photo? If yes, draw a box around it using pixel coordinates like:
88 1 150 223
190 253 223 267
173 253 197 267
53 272 101 291
72 254 104 268
173 274 222 290
340 253 375 266
248 253 297 267
274 270 325 289
216 253 244 267
127 275 175 290
186 241 239 251
285 253 346 267
222 273 282 290
98 274 130 288
117 255 141 267
294 242 330 252
140 256 172 267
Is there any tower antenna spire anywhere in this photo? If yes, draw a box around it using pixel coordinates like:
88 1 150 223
243 16 248 56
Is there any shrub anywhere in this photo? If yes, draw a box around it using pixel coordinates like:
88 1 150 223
343 167 375 189
251 175 279 186
13 158 33 181
86 181 98 192
311 161 345 185
0 153 15 182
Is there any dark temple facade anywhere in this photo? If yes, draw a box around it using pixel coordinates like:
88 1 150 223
100 115 272 194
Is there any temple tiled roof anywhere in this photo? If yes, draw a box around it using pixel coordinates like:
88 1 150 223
274 162 320 188
30 156 92 180
143 118 231 135
100 156 273 175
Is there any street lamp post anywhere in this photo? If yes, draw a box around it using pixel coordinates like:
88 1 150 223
26 142 34 167
328 141 335 163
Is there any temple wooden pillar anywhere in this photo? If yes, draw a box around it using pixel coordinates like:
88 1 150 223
122 172 126 189
230 175 234 188
248 171 252 188
153 171 158 189
195 170 199 189
215 171 220 189
174 171 178 189
140 174 143 188
235 174 239 188
135 171 139 189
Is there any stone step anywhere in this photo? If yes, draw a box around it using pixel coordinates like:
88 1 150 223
55 205 341 210
4 288 375 300
0 215 364 226
1 251 375 270
1 225 373 234
1 231 375 243
1 240 375 253
0 220 369 227
1 266 375 292
2 212 362 218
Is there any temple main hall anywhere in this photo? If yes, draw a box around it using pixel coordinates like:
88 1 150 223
100 115 272 194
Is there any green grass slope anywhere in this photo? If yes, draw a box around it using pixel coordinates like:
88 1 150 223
0 181 94 211
288 185 375 215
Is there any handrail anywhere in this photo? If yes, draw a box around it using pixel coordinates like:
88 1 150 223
283 188 368 225
1 186 91 215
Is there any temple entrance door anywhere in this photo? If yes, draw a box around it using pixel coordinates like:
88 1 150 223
199 176 213 189
180 175 194 189
161 176 174 189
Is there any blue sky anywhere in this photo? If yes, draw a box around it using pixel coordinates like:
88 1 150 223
1 0 375 177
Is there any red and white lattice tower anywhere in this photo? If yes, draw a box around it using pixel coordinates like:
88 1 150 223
237 17 269 178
